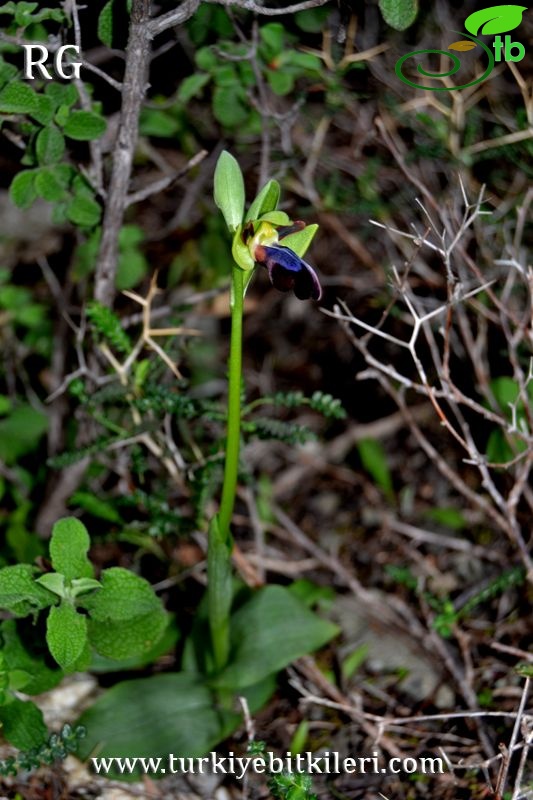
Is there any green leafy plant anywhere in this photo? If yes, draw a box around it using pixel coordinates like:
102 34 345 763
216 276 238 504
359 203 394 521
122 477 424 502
426 566 526 638
0 723 86 777
60 156 339 775
209 150 328 671
0 517 168 674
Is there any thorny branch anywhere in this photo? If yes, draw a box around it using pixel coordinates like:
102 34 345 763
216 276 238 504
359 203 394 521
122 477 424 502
328 183 533 578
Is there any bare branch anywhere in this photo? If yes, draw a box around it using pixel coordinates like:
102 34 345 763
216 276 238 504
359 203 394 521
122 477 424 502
148 0 201 37
150 0 329 37
94 0 152 307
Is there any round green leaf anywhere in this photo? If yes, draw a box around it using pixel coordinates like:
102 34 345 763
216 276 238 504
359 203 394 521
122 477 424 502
67 193 102 227
46 602 88 671
266 69 295 97
9 170 38 209
178 72 210 103
0 81 37 114
81 567 162 622
89 609 168 660
50 517 93 580
63 110 107 141
212 86 248 128
30 94 54 125
34 168 68 201
36 125 65 165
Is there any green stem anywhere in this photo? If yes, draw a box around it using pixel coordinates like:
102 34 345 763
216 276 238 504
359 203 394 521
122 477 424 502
218 266 244 542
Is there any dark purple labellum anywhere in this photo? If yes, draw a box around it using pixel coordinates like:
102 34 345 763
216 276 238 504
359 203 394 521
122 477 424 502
254 244 322 301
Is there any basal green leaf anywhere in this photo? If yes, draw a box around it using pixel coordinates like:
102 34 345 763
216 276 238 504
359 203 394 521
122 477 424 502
214 150 245 233
76 673 240 779
50 517 93 580
378 0 419 30
46 602 88 671
63 110 107 141
214 585 339 689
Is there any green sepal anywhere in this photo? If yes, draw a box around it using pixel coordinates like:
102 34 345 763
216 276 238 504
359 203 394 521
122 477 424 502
259 210 290 225
245 179 280 222
279 223 318 257
231 225 255 271
214 150 245 233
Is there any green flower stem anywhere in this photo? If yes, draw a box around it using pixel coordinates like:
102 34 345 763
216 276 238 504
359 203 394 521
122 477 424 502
208 264 244 675
218 265 244 543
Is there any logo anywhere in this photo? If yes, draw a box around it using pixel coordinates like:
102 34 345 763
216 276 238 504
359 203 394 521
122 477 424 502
395 4 527 91
22 44 81 81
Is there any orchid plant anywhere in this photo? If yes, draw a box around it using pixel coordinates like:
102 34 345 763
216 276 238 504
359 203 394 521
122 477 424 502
209 151 322 670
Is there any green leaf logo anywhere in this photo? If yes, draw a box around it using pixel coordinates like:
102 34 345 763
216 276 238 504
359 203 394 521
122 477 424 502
464 5 527 36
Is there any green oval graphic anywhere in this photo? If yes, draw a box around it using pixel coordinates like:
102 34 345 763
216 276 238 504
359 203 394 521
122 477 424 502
395 32 495 91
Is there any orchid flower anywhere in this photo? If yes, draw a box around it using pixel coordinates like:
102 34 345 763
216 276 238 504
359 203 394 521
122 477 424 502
243 219 322 301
